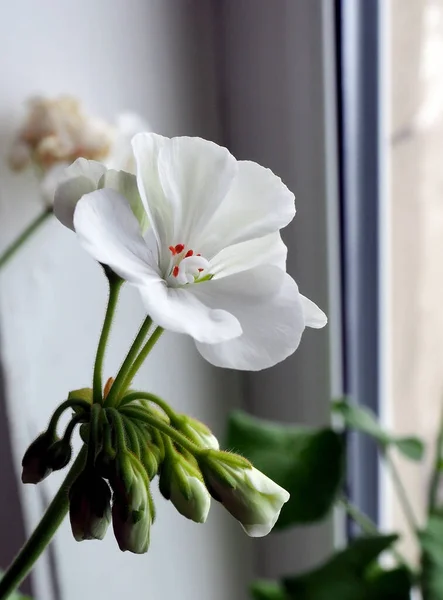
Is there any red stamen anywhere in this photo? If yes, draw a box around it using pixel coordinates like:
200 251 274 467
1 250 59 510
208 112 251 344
185 249 194 258
175 244 185 254
198 268 204 272
172 266 180 277
196 253 201 256
169 245 176 256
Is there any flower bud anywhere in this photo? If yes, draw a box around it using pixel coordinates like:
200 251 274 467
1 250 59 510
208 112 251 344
69 470 111 541
46 439 72 471
200 452 290 537
21 431 58 484
111 452 152 554
167 455 211 523
175 415 219 450
140 441 163 481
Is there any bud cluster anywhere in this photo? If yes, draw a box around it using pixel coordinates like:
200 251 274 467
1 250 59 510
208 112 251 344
21 390 290 553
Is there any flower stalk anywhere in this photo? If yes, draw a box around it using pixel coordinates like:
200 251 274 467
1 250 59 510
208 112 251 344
0 446 87 600
0 208 53 270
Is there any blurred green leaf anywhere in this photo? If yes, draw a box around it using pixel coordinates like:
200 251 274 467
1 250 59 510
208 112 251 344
419 516 443 599
226 410 345 528
332 400 424 461
251 580 287 600
283 535 411 600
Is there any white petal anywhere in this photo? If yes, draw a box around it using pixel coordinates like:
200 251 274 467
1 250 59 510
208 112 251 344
210 232 287 279
157 136 238 246
73 188 159 284
99 169 148 233
132 133 172 269
137 280 242 344
300 294 328 329
132 134 238 268
53 159 107 230
197 160 296 258
194 266 305 371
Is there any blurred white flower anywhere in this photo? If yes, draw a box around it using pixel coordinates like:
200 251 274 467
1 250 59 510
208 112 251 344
9 96 149 203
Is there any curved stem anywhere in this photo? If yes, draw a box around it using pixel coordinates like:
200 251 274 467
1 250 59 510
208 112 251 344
121 414 141 457
92 275 123 404
0 446 87 599
120 391 175 419
118 327 164 399
47 399 91 435
105 316 153 408
120 406 200 456
0 208 53 270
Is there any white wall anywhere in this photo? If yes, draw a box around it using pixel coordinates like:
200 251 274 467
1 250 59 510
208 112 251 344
0 1 251 599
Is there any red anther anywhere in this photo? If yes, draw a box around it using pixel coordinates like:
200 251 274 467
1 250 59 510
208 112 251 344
185 249 194 258
169 246 176 255
198 268 204 272
175 244 185 254
196 253 201 256
173 266 180 277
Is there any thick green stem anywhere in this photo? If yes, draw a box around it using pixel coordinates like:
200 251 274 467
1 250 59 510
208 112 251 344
120 406 200 456
0 446 87 599
0 208 53 270
92 276 123 404
428 403 443 514
119 327 164 397
105 316 153 408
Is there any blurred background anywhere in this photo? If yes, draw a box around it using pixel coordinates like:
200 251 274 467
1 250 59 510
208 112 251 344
0 0 440 598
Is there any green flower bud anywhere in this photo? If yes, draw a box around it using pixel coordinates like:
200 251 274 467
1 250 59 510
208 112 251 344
140 441 163 481
46 440 72 471
174 415 219 450
200 451 289 537
111 451 152 554
69 470 111 542
168 455 210 523
21 431 58 484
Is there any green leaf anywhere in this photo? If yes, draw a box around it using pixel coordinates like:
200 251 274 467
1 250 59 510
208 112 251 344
419 516 443 599
283 535 411 600
226 410 345 527
251 580 287 600
332 400 424 461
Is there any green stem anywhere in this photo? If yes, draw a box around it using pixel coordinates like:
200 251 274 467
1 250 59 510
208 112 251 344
47 399 91 434
0 446 87 599
92 275 123 404
119 327 164 396
428 402 443 514
120 406 200 456
87 404 101 468
106 408 127 452
339 494 408 567
383 450 419 533
120 391 175 419
0 208 53 270
105 316 153 408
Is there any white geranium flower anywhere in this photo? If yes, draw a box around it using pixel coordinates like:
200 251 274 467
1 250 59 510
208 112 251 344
54 133 327 371
206 464 290 537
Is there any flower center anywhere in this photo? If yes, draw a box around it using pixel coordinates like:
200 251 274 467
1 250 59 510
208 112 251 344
165 243 211 286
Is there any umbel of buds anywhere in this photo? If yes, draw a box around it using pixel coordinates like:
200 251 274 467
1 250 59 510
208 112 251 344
21 390 290 554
